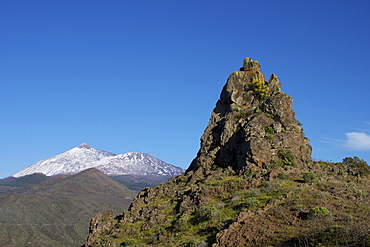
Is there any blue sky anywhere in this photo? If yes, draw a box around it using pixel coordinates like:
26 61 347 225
1 0 369 178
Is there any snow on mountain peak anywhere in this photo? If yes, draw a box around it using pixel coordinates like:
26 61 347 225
11 144 184 178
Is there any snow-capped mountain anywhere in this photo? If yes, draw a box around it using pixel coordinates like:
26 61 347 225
11 143 184 178
95 152 183 176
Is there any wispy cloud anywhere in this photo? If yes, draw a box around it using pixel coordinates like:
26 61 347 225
320 137 344 146
344 132 370 151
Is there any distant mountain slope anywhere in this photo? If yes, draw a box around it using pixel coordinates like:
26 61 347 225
11 143 116 177
95 152 183 176
0 173 48 188
0 168 135 247
11 143 184 178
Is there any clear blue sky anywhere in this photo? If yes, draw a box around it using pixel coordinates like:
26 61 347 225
1 0 369 178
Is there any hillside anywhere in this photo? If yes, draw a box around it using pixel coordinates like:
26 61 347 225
0 173 48 187
0 168 136 247
83 58 370 247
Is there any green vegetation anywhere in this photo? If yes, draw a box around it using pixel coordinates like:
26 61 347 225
301 172 318 183
297 220 370 246
264 126 274 134
80 155 370 246
277 172 290 180
233 109 254 122
264 112 273 118
265 134 274 140
0 173 48 188
272 148 298 168
264 126 275 140
98 173 305 246
251 77 270 101
308 207 331 218
342 156 370 176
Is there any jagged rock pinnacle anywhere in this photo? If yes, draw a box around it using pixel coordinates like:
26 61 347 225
241 57 261 71
187 57 311 173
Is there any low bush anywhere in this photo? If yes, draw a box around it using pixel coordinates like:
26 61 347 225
193 206 217 224
272 149 298 168
264 126 274 134
265 134 274 140
301 172 318 183
308 207 331 219
342 156 370 177
251 77 270 101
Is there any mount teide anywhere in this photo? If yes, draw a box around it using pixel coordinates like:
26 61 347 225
11 143 184 178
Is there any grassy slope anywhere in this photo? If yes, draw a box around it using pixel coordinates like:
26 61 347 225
93 159 370 246
0 173 49 187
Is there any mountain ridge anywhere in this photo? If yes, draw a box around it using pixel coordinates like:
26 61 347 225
11 144 184 178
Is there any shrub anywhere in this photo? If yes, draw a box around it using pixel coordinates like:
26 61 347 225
265 134 274 140
193 206 216 223
241 197 259 211
308 207 331 218
342 156 370 176
251 77 270 101
298 222 370 246
264 113 273 118
277 149 298 168
301 172 318 183
176 214 191 228
264 126 274 134
271 159 285 168
234 110 249 122
317 161 328 168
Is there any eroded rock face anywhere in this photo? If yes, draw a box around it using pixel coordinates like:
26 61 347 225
187 57 311 173
85 211 114 246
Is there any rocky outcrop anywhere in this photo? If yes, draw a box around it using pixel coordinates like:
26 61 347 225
85 211 115 246
82 57 370 247
187 57 311 174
